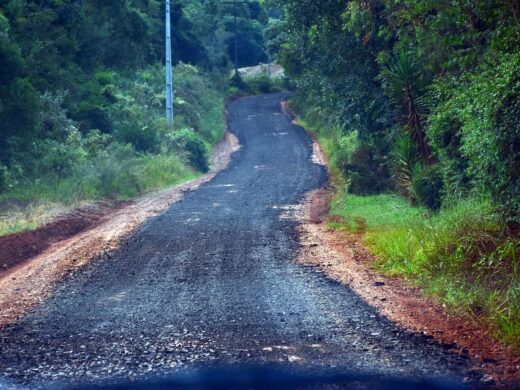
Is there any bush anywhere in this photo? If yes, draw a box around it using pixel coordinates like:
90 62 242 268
169 128 209 172
76 101 113 133
80 143 138 198
347 142 389 195
291 96 391 196
243 74 287 95
332 191 520 345
495 69 520 225
428 52 520 223
0 164 10 193
229 72 248 91
412 164 443 211
115 120 161 153
173 63 225 144
390 134 416 202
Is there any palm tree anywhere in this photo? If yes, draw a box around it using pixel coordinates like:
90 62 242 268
381 50 434 165
390 134 417 202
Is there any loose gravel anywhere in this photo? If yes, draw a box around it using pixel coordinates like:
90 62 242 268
0 94 475 389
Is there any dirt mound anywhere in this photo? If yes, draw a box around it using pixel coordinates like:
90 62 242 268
237 63 284 78
0 203 120 277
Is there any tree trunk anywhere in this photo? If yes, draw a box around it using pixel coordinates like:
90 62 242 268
407 90 435 165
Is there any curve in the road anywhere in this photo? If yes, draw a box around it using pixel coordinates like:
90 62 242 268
0 94 472 388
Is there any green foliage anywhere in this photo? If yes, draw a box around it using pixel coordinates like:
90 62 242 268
169 128 209 173
172 64 226 144
380 51 429 114
272 0 520 347
347 142 390 195
237 73 288 96
274 0 520 218
222 2 269 68
0 0 235 229
390 134 416 201
411 164 443 211
381 51 433 164
264 18 287 59
332 191 520 346
428 53 520 223
293 101 391 194
0 122 197 202
245 74 273 94
0 0 235 164
276 0 392 139
494 61 520 225
229 71 249 92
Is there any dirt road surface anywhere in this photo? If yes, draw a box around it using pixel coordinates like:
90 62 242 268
0 94 474 389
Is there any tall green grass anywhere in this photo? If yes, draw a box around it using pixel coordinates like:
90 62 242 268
0 153 198 236
332 191 520 347
0 63 226 237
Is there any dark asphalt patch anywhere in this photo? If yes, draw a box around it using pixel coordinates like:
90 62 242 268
0 94 474 389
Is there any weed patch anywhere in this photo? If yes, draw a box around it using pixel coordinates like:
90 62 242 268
332 191 520 347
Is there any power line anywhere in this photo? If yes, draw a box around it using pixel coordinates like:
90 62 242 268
222 0 249 76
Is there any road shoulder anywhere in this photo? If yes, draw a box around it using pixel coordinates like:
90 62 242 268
0 132 240 330
295 134 520 389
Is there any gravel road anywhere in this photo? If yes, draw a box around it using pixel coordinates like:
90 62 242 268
0 94 474 389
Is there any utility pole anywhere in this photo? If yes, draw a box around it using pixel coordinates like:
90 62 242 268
234 0 238 75
223 0 249 76
263 29 272 78
165 0 174 124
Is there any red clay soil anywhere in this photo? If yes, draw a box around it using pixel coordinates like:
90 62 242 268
0 202 122 277
284 99 520 386
298 187 520 388
0 132 241 330
0 128 242 279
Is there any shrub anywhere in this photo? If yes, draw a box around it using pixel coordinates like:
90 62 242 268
390 134 416 201
347 142 389 195
428 52 520 223
333 192 520 345
412 164 443 211
75 101 113 133
495 69 520 226
292 100 390 195
115 120 161 153
93 143 143 198
229 72 248 91
0 164 10 193
242 74 287 95
169 128 209 172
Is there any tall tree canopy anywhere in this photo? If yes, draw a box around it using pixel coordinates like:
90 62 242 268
273 0 520 221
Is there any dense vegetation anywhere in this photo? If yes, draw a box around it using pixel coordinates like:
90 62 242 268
0 0 269 233
271 0 520 346
3 0 519 347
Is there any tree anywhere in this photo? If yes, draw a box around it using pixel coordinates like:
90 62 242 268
381 51 434 164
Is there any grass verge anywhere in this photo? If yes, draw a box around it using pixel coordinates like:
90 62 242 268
0 153 198 237
294 103 520 349
331 188 520 348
